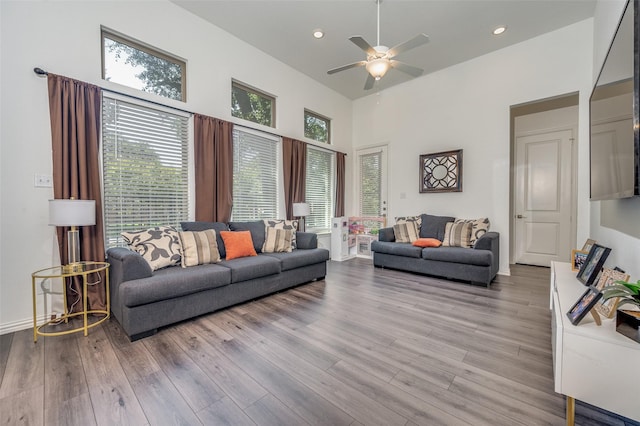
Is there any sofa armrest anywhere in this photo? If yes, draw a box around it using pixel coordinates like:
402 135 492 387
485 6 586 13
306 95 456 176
296 232 318 249
378 227 396 242
473 232 499 251
107 247 153 284
474 231 500 278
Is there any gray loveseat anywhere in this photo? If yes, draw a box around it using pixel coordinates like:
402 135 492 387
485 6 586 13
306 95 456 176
371 214 499 286
107 220 329 340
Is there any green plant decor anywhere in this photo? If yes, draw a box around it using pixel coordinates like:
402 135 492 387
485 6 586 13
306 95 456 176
601 279 640 310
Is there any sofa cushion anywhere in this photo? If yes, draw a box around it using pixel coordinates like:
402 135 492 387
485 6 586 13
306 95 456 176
420 214 455 240
262 227 293 253
421 246 492 266
262 248 330 271
264 219 298 249
413 238 442 248
121 226 182 271
371 241 423 258
393 222 419 243
120 263 231 307
220 255 282 282
178 230 221 267
461 217 491 246
220 231 258 260
443 221 472 248
181 221 229 258
229 221 265 253
395 215 422 228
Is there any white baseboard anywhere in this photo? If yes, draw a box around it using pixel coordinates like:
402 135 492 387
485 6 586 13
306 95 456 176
498 268 511 276
0 317 37 336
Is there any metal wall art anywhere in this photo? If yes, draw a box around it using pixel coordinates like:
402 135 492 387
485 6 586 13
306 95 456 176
419 149 463 193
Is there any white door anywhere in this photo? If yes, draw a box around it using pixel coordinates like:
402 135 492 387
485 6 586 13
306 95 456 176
514 129 573 266
356 146 388 221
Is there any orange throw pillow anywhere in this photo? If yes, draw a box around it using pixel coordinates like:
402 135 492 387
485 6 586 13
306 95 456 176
412 238 442 248
220 231 258 260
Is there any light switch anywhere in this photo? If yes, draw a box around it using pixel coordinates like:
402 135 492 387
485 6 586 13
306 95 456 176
34 174 53 188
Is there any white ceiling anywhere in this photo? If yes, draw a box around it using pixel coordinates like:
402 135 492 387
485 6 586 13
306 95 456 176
171 0 596 100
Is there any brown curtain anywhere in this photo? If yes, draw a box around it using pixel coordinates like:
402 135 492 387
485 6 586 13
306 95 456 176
194 114 234 222
282 137 307 220
47 74 105 313
335 151 346 217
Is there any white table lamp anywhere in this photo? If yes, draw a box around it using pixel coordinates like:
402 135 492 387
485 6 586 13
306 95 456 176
293 202 310 232
49 199 95 272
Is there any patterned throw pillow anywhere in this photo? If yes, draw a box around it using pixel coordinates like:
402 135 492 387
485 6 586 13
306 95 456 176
393 222 420 243
178 230 221 267
262 227 294 253
442 221 473 248
453 218 490 246
263 219 298 249
395 215 422 230
121 226 182 271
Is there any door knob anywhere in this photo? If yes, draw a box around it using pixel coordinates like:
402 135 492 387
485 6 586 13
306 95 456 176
516 214 527 219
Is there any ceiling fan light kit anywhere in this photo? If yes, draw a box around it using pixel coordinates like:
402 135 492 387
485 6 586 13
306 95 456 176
327 0 429 90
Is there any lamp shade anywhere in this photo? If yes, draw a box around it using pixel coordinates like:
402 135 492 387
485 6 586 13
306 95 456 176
366 58 390 80
293 202 310 217
49 199 96 227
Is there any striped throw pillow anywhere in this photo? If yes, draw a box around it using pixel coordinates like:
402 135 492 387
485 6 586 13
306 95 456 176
178 230 221 267
442 221 472 248
393 221 420 243
262 227 293 253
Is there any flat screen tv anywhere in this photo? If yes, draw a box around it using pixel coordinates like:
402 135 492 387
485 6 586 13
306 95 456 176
589 0 639 200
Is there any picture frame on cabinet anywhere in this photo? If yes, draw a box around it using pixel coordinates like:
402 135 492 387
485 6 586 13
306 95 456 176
594 268 630 318
567 286 603 325
577 244 611 286
581 238 597 253
571 249 589 272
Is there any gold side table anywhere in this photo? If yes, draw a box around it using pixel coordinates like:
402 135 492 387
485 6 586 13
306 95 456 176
31 261 110 342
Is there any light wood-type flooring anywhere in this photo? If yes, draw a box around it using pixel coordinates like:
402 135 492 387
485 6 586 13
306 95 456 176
1 259 639 425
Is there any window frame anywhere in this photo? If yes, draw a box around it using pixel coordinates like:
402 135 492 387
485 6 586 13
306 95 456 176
101 27 187 102
231 80 276 128
304 109 331 144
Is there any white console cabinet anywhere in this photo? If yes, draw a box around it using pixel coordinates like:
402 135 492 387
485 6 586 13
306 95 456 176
550 261 640 424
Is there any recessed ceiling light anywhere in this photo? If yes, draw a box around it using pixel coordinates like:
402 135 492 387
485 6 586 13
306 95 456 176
493 26 507 35
313 29 324 39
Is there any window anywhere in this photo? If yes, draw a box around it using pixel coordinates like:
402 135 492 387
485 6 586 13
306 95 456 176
102 95 190 247
306 146 335 232
231 81 275 127
102 28 186 101
231 127 280 221
304 109 331 144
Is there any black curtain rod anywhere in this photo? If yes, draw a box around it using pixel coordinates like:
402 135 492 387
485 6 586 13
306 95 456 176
33 67 347 155
34 67 194 116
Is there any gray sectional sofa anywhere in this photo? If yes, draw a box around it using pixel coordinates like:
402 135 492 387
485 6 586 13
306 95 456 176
371 214 499 286
107 221 329 340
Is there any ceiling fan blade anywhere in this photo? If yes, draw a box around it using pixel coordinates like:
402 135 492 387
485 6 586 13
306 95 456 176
327 61 367 75
390 60 424 77
349 36 377 56
387 34 429 58
364 74 376 91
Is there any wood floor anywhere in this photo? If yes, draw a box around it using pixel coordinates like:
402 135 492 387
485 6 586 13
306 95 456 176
1 259 638 426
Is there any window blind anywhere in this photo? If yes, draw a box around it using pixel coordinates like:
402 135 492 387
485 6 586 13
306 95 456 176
102 95 189 247
232 127 280 221
359 151 382 216
306 146 335 232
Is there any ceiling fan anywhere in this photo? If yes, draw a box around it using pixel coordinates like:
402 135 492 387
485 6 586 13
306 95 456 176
327 0 429 90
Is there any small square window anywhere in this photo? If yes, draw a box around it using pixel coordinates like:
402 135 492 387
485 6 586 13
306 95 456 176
231 81 275 128
304 109 331 144
102 28 186 102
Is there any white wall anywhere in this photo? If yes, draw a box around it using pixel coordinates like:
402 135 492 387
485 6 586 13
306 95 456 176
589 0 640 280
352 20 595 276
0 1 353 332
